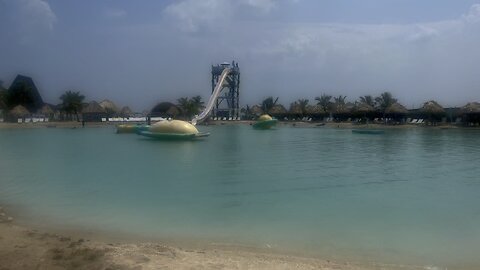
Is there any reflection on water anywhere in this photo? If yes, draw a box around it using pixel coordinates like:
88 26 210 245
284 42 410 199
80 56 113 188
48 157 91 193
1 126 480 269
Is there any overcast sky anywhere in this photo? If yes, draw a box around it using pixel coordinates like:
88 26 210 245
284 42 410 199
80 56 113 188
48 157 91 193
1 0 480 111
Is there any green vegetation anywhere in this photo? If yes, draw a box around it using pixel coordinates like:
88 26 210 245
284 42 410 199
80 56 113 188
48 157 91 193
261 96 279 113
60 90 85 121
177 95 205 119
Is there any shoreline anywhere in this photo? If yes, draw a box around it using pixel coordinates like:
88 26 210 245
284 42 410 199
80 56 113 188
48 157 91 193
0 205 430 270
0 120 476 130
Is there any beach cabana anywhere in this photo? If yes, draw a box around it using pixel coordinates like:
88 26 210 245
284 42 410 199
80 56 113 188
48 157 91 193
268 104 288 119
37 104 54 120
250 105 263 117
421 100 445 125
120 106 133 117
9 105 30 122
82 101 107 122
99 99 119 116
461 102 480 125
288 102 303 119
352 102 375 123
385 102 408 124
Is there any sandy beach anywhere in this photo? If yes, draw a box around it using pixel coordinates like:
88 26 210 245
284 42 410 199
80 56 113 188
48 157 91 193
0 205 430 270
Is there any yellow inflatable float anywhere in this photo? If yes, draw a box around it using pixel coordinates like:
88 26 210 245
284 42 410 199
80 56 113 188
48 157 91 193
138 120 209 140
253 114 278 129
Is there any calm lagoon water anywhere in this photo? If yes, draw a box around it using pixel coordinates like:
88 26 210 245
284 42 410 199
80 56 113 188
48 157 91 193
1 125 480 268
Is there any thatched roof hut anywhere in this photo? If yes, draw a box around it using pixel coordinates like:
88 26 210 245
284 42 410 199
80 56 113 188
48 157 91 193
461 102 480 114
82 101 107 122
83 101 106 113
289 102 302 115
250 105 263 116
99 99 119 114
120 106 133 117
354 102 375 114
268 104 287 115
421 100 445 114
10 105 30 117
386 102 408 114
38 104 54 115
305 105 322 115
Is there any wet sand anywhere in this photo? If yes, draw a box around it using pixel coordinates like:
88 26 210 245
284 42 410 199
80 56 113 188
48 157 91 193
0 206 427 270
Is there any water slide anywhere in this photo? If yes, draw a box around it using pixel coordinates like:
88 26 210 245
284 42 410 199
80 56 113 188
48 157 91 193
191 68 231 125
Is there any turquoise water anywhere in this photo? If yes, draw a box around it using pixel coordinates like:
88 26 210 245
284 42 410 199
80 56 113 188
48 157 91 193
1 125 480 268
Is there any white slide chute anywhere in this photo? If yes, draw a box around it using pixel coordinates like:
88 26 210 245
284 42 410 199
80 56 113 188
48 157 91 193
192 68 231 125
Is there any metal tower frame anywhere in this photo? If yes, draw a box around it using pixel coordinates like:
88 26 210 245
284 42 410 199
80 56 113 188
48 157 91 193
211 61 240 119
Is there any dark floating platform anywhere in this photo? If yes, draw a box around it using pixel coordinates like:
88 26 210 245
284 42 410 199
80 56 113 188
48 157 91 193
352 129 385 135
138 131 210 140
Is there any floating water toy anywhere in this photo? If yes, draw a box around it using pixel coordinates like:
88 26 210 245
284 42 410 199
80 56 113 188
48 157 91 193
137 120 209 140
253 114 278 129
352 129 385 135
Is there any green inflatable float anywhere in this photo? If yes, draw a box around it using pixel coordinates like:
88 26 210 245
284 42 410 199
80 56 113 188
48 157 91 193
253 114 278 129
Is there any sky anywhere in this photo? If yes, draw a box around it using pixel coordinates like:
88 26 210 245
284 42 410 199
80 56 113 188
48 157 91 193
1 0 480 111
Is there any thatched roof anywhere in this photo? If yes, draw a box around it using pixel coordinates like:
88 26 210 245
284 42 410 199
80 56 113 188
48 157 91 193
38 104 54 115
421 100 445 114
305 105 322 114
289 103 303 114
268 104 287 115
354 102 375 113
99 99 118 113
333 103 348 114
82 101 106 114
10 105 30 117
461 102 480 114
120 106 133 116
250 105 263 115
386 102 408 114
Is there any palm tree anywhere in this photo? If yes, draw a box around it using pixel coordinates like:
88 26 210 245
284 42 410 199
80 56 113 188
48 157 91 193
60 90 85 121
315 94 332 115
333 95 347 118
297 99 309 114
375 92 397 121
176 96 205 119
359 95 375 107
261 96 279 114
190 95 205 116
375 92 397 112
177 97 191 119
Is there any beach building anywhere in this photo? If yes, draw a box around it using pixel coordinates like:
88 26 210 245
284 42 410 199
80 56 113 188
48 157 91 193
99 99 119 116
7 75 44 113
461 102 480 126
82 101 107 122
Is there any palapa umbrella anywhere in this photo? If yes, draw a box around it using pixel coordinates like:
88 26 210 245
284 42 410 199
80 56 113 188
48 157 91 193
461 102 480 114
250 105 263 116
99 99 119 114
268 104 287 115
385 102 408 114
38 104 54 115
333 103 348 115
305 105 322 115
354 102 375 114
421 100 445 114
120 106 133 117
82 101 106 114
10 105 30 118
289 102 302 115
